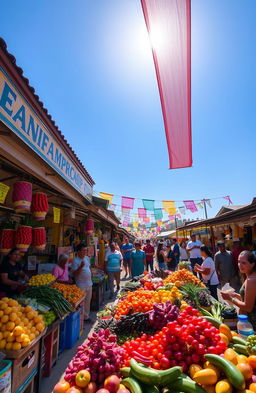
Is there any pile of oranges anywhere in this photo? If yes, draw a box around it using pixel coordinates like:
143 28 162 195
0 297 45 351
163 270 205 287
114 289 155 319
52 283 84 305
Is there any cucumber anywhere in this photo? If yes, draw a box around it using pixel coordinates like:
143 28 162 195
122 377 143 393
166 378 207 393
232 336 247 346
121 367 131 377
233 344 249 356
142 385 159 393
130 359 181 385
203 316 221 328
205 354 245 390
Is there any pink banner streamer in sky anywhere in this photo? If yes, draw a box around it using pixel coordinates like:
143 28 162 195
184 200 198 212
121 196 135 209
141 0 192 169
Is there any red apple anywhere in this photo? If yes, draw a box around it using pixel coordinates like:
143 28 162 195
96 390 110 393
66 388 83 393
75 370 91 388
104 375 120 393
53 381 70 393
84 382 97 393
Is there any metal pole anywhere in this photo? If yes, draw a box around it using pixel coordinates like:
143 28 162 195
175 215 178 238
203 200 208 219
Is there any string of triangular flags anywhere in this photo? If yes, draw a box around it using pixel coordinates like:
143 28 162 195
96 192 232 229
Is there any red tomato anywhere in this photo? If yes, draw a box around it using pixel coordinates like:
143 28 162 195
160 357 171 369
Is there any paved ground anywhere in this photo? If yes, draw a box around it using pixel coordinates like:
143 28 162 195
40 276 127 393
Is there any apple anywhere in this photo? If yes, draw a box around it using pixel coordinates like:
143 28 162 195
66 388 83 393
96 390 110 393
84 382 97 393
104 375 120 393
117 390 130 393
75 370 91 388
53 381 70 393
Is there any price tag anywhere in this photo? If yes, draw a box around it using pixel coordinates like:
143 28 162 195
0 183 10 204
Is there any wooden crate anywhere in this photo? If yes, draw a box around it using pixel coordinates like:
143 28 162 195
11 341 40 393
15 367 38 393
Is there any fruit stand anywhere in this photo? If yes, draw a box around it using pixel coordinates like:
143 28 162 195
51 268 256 393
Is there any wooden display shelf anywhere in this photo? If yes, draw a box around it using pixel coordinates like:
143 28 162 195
1 329 47 359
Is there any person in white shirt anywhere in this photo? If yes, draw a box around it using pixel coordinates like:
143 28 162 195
72 243 92 322
194 245 219 299
180 241 189 261
186 234 203 275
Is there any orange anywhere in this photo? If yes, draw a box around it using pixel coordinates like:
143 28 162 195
0 339 6 349
0 332 2 341
249 384 256 393
13 326 24 336
3 331 10 339
0 303 8 310
4 307 12 315
21 338 30 347
9 312 17 322
237 355 248 364
5 342 12 350
248 356 256 369
8 299 18 307
6 334 15 343
1 315 9 323
0 310 3 317
12 342 21 350
16 334 26 343
6 321 15 331
36 322 44 332
236 362 253 380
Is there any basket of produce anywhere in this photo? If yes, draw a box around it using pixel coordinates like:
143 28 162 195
0 297 45 356
52 282 84 308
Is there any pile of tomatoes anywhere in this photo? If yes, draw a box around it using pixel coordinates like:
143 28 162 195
122 306 227 372
114 289 155 319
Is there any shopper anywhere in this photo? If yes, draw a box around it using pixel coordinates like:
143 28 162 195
221 251 256 329
172 238 180 267
215 240 237 289
186 234 203 274
53 254 70 282
121 237 134 278
156 242 166 270
72 243 92 322
131 242 146 277
0 248 28 297
180 241 189 261
105 242 123 299
143 239 155 272
194 245 219 299
166 243 176 271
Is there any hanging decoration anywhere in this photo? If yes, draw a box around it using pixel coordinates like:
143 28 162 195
122 207 131 216
196 203 203 209
138 208 147 218
109 204 116 211
0 183 10 204
12 181 32 213
53 207 61 224
179 206 186 215
162 201 176 215
140 0 192 169
224 196 233 205
0 228 15 254
204 199 212 208
154 208 163 220
85 218 94 236
99 192 113 204
121 196 135 210
33 227 46 250
31 193 49 220
16 225 32 252
184 200 198 213
142 199 155 211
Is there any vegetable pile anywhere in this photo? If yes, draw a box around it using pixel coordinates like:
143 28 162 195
23 286 72 318
28 273 55 286
146 301 179 331
163 269 205 287
52 282 84 305
64 328 125 386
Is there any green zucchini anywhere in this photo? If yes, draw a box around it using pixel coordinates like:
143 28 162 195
232 336 247 346
205 354 245 390
122 377 143 393
142 385 159 393
233 344 249 356
121 367 131 378
202 316 221 328
130 359 181 385
166 378 207 393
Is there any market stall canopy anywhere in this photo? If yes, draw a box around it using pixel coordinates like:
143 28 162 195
156 229 176 239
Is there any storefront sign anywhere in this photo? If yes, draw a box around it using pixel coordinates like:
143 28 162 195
0 182 9 203
0 69 93 202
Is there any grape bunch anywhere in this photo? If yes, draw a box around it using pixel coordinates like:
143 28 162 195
246 335 256 354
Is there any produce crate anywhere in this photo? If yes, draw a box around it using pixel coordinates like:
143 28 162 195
90 280 104 311
58 316 67 355
65 310 80 349
10 341 40 393
15 367 38 393
42 322 60 377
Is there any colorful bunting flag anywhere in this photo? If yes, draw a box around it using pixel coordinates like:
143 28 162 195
184 200 198 212
141 0 192 169
176 213 182 219
142 199 155 211
143 217 150 223
157 219 162 227
224 196 233 205
162 201 176 214
133 220 138 227
109 204 116 211
154 208 163 220
179 206 186 215
99 192 113 204
122 196 134 209
138 208 147 218
169 215 175 221
122 207 131 216
196 203 203 209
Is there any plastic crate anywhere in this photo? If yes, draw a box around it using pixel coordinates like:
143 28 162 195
65 310 80 349
58 317 67 355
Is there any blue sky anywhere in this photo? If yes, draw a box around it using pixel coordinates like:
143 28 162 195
1 0 255 222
